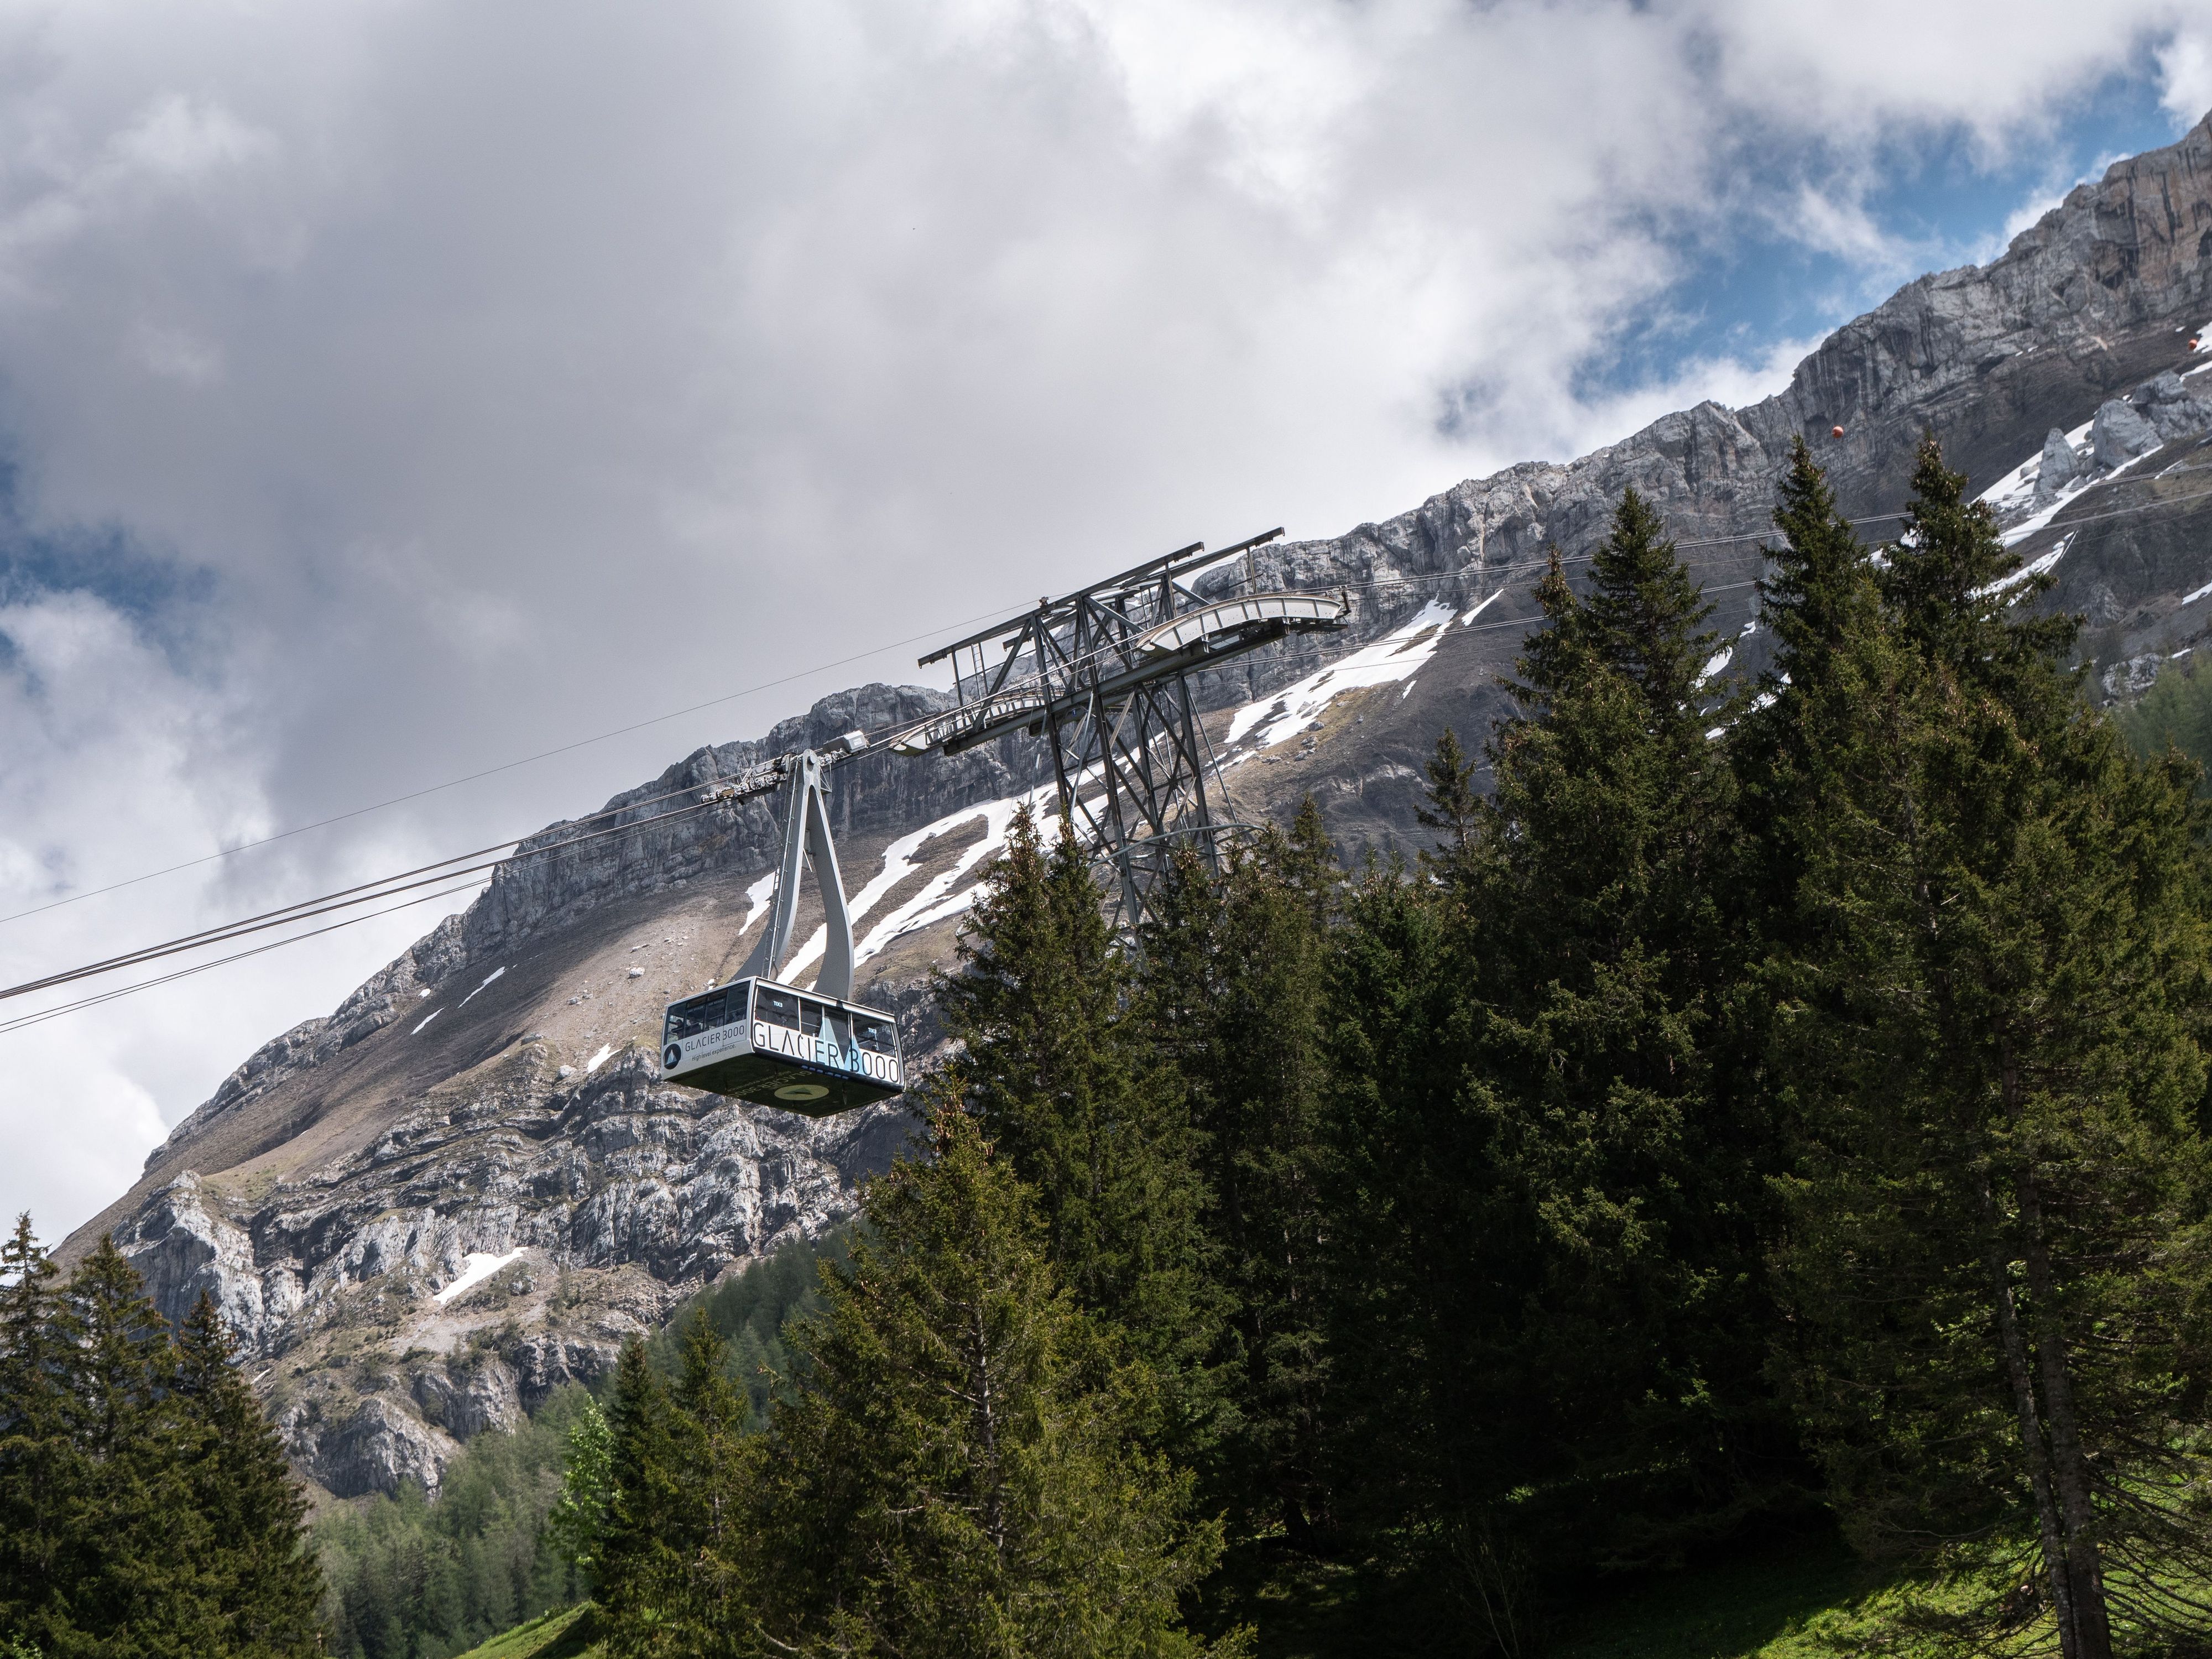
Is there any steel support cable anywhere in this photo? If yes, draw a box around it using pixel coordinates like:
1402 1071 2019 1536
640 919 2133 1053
0 601 1026 931
0 795 726 1003
0 771 737 992
0 877 495 1039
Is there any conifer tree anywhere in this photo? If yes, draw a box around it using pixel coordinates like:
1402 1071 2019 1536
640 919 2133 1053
171 1293 322 1656
0 1215 69 1650
656 1311 760 1654
1732 435 1886 926
48 1238 190 1658
937 806 1222 1445
1329 487 1788 1605
746 1103 1239 1658
3 1228 325 1657
1574 483 1721 719
1768 437 2212 1659
597 1338 690 1655
1488 491 1775 1530
1140 804 1338 1546
1317 853 1495 1579
1413 728 1481 859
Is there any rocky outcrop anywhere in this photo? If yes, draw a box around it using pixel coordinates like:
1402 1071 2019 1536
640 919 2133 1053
103 1039 912 1496
413 1357 522 1441
287 1395 459 1501
74 111 2212 1501
2034 426 2083 504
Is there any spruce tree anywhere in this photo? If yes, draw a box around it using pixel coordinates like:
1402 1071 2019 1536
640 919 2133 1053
49 1238 191 1659
1329 487 1788 1612
1139 805 1338 1547
596 1339 689 1654
1768 437 2212 1659
1481 489 1776 1543
1576 483 1721 717
1732 434 1886 926
1318 852 1505 1594
170 1293 322 1657
746 1103 1239 1658
656 1311 759 1655
937 806 1223 1447
0 1216 69 1650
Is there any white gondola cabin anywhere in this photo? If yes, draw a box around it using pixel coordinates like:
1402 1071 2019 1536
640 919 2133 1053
660 742 905 1118
661 975 903 1115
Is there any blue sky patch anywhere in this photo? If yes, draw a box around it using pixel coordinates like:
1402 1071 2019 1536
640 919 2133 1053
0 447 219 679
1582 63 2199 403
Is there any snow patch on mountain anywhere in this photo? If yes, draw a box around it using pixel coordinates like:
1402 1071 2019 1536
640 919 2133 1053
1224 599 1456 754
456 966 505 1009
434 1249 524 1306
781 781 1065 980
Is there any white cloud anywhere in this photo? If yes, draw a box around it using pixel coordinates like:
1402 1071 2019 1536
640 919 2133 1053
1699 1 2199 151
131 320 222 383
1569 332 1834 461
0 589 473 1240
108 93 274 181
2159 30 2212 128
0 0 2208 1237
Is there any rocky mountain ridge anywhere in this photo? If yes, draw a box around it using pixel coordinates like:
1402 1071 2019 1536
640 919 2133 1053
65 113 2212 1503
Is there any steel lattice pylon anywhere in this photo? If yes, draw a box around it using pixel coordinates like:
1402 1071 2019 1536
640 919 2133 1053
898 530 1349 935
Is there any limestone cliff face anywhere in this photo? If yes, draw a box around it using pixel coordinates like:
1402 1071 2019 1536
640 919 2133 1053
104 1047 903 1500
69 114 2212 1501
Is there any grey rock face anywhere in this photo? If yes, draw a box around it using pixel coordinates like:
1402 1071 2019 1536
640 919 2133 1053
2140 369 2212 441
2033 427 2080 504
2105 654 2167 698
105 1041 910 1496
291 1395 460 1501
2085 583 2129 625
505 1334 624 1413
118 1173 283 1341
2093 398 2161 467
2141 370 2193 405
2086 369 2212 467
413 1357 522 1441
149 915 472 1177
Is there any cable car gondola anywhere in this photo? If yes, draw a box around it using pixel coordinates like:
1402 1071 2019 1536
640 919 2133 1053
662 975 902 1111
661 741 906 1118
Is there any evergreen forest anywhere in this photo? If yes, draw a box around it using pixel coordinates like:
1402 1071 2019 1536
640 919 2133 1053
9 439 2212 1658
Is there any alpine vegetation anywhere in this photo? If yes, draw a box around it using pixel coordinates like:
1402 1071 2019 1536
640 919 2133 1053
0 1220 324 1656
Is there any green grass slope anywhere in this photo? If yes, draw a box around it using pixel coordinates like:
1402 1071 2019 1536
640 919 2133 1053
450 1604 601 1659
1550 1536 1947 1659
1190 1529 1974 1659
454 1537 1955 1659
